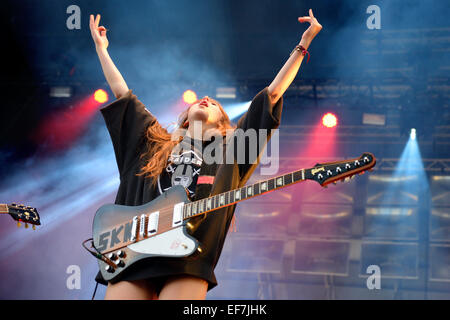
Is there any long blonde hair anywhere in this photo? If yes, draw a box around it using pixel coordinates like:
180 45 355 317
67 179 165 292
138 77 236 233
137 98 235 186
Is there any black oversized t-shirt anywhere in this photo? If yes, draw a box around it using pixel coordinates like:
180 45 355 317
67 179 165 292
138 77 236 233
96 88 283 291
157 137 207 198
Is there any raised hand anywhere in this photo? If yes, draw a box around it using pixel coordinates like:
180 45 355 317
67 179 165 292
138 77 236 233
298 9 322 48
89 14 109 50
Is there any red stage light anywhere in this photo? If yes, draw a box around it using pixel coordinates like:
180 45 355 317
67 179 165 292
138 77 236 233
183 90 197 104
322 113 338 128
94 89 108 103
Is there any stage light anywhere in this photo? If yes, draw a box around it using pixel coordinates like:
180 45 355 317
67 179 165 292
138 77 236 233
322 113 338 128
183 90 197 104
410 128 416 140
223 101 252 120
94 89 108 103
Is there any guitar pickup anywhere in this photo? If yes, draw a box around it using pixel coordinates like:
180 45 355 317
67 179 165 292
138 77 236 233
172 202 184 227
147 211 159 236
139 214 146 239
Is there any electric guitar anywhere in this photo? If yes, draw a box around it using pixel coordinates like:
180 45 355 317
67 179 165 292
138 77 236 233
93 152 376 281
0 203 41 230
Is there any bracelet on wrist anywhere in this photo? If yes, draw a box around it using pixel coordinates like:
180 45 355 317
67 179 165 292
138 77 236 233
290 44 310 63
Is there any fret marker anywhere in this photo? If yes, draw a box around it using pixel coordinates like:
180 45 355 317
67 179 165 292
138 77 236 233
247 186 253 196
207 198 211 210
235 190 240 200
220 194 225 205
277 177 283 186
261 182 267 191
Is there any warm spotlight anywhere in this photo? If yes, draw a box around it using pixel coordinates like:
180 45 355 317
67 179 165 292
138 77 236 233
322 113 338 128
183 90 197 104
94 89 108 103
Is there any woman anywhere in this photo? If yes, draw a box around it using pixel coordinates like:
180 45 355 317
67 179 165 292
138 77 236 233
90 9 322 300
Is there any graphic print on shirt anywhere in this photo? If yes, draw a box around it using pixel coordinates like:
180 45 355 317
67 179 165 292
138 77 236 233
157 148 203 197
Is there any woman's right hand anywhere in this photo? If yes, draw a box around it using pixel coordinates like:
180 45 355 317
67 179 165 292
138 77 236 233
89 14 109 50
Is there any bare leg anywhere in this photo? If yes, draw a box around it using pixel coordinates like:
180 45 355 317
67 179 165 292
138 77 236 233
158 275 208 300
104 279 158 300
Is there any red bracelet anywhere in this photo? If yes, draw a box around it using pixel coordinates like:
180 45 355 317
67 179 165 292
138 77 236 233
290 44 310 63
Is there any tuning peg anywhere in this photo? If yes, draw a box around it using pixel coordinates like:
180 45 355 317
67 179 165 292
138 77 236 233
24 223 29 229
32 225 36 230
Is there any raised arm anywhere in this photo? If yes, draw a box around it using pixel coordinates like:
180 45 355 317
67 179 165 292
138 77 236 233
89 14 129 99
268 9 322 104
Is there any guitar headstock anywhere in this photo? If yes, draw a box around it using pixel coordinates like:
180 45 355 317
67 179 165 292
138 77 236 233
307 153 376 187
1 203 41 229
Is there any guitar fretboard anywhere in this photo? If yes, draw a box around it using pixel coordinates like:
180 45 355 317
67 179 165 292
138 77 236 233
183 168 307 220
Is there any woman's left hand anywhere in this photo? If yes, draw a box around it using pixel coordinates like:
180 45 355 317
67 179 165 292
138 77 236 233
298 9 322 48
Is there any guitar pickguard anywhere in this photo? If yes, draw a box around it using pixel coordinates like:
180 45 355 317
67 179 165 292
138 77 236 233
128 226 197 257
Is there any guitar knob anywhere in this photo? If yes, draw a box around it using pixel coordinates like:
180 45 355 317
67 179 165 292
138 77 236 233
117 250 126 258
17 222 21 228
105 265 115 273
108 253 117 261
32 225 36 230
117 260 125 268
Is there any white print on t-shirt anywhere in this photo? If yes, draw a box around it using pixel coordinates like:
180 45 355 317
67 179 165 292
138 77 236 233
157 149 202 196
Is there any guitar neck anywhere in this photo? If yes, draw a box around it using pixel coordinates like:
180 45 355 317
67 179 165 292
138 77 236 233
183 168 310 220
0 204 8 214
